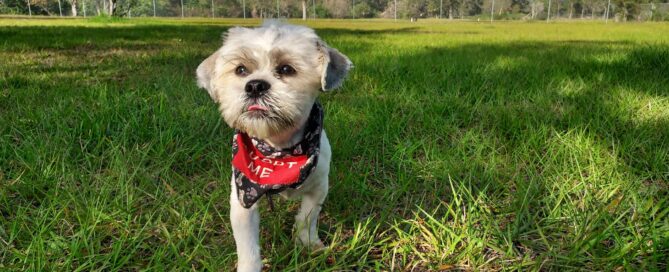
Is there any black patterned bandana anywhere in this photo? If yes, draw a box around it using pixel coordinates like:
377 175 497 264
231 102 323 208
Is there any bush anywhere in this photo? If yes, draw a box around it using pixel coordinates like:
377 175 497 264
315 4 330 18
0 6 21 14
650 12 669 21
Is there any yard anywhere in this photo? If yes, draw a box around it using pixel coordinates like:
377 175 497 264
1 18 668 270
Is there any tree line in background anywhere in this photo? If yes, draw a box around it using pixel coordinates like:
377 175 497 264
1 0 668 20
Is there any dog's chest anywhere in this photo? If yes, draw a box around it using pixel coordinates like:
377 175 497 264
279 131 331 199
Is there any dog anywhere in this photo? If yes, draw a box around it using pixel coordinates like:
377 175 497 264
195 22 352 272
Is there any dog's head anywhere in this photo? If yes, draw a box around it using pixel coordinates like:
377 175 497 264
196 22 352 139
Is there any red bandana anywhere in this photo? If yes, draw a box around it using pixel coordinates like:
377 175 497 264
232 134 309 186
231 103 323 208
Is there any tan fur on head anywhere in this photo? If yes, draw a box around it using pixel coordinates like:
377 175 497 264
196 22 352 140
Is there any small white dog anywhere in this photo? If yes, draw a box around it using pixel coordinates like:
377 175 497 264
196 22 351 271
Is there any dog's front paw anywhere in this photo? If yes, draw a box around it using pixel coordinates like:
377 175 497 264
237 259 262 272
297 235 327 253
307 240 327 253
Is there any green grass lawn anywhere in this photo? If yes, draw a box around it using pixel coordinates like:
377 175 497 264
1 17 668 271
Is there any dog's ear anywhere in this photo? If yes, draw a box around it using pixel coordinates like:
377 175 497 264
318 41 353 92
197 27 249 101
196 50 220 102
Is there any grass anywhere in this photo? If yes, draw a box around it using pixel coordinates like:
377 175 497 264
1 17 668 271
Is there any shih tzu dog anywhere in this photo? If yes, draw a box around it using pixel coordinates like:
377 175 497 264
196 22 352 271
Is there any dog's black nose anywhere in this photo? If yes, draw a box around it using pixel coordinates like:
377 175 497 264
245 80 271 97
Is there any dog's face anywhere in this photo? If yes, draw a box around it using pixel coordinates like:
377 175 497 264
196 23 352 139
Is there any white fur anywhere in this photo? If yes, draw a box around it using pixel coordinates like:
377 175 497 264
229 132 331 271
196 22 351 272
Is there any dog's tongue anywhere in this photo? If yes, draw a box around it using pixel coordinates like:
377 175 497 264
248 105 268 111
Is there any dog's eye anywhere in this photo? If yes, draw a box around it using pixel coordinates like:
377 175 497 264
235 65 248 76
276 65 296 76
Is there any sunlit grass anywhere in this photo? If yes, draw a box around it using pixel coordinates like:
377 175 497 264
1 18 668 270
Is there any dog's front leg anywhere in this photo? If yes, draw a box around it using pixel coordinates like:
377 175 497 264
295 177 328 250
230 178 262 272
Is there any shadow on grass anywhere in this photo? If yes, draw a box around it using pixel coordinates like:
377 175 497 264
326 38 668 269
0 24 415 50
0 24 391 93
